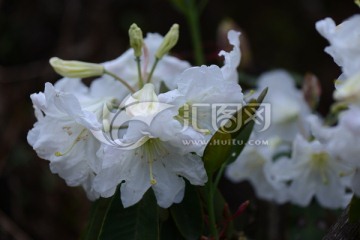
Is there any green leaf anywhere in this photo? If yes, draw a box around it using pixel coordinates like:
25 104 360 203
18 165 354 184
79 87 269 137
170 184 203 240
160 215 185 240
225 121 255 165
81 198 112 240
202 88 268 173
203 131 233 174
98 189 159 240
349 195 360 223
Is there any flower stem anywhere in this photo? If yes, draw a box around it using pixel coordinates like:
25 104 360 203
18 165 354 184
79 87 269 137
207 176 219 240
146 57 160 83
135 57 144 88
184 0 205 65
104 70 136 93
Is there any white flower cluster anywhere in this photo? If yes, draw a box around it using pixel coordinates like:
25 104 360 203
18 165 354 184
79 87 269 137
226 14 360 209
28 26 244 208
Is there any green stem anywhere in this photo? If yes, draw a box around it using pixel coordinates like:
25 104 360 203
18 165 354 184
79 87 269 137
214 162 227 190
184 0 205 65
135 57 144 88
146 58 160 83
207 177 219 240
104 70 136 93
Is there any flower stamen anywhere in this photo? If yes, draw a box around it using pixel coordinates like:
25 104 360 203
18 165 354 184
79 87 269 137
55 128 87 157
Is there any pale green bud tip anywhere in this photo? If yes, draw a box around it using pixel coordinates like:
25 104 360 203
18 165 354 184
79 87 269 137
129 23 144 57
356 0 360 8
49 57 104 78
155 23 179 59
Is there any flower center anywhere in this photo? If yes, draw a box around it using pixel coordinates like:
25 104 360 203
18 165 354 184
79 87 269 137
135 138 169 185
310 152 329 184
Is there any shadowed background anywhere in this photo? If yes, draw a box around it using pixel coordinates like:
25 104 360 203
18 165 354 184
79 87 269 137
0 0 358 239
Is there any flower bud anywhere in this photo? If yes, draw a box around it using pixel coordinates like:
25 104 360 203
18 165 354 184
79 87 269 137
49 57 104 78
155 24 179 59
125 83 159 117
129 23 144 57
356 0 360 8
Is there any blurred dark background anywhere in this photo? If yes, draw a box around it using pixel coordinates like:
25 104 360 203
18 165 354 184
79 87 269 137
0 0 358 239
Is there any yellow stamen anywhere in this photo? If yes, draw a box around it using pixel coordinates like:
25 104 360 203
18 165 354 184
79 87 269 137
144 139 157 185
54 128 87 157
310 152 329 185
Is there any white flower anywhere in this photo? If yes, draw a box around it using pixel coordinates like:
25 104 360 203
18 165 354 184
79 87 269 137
219 30 241 82
165 65 244 137
255 70 310 142
93 84 207 208
103 33 191 91
272 134 350 209
226 136 288 204
27 77 124 200
308 110 360 168
334 73 360 105
316 15 360 79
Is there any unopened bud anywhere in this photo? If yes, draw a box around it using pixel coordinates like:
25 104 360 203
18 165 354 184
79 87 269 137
356 0 360 8
129 23 144 57
125 83 159 117
49 57 104 78
155 24 179 59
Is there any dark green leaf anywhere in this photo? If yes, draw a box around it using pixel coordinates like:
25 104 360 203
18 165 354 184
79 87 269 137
99 189 159 240
225 121 254 165
160 214 185 240
81 198 112 240
170 184 203 240
256 87 268 103
349 195 360 223
203 131 233 174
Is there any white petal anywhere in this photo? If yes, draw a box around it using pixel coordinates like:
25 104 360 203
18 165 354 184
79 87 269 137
90 76 129 100
315 18 336 40
289 170 316 207
152 159 185 208
219 30 241 82
120 157 151 207
166 152 207 185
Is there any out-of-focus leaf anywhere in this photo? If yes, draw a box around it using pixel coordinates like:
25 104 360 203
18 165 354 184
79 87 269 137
286 203 332 240
97 189 159 240
170 183 203 240
159 81 170 94
160 215 185 240
169 0 187 14
349 195 360 223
